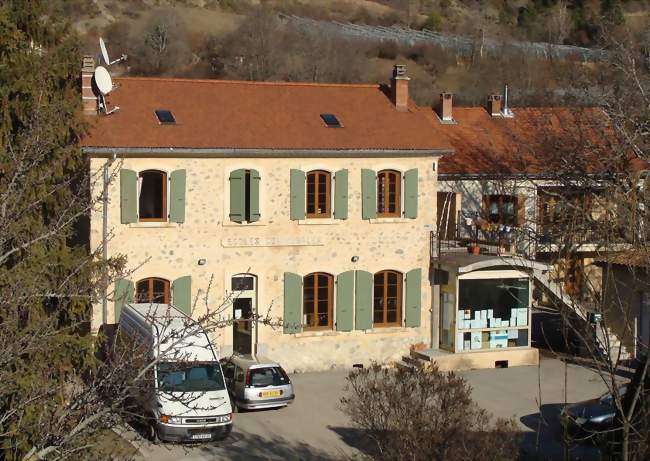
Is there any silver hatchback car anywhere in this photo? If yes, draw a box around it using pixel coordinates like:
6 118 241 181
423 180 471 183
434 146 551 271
220 355 295 411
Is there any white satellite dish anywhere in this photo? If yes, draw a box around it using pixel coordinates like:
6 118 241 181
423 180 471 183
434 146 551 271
94 66 113 95
99 37 110 66
98 37 127 66
93 66 119 115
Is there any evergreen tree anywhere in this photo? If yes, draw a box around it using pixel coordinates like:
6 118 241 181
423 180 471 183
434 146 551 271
0 1 119 458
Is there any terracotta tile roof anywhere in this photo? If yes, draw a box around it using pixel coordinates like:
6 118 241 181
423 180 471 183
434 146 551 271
421 106 648 176
81 77 452 152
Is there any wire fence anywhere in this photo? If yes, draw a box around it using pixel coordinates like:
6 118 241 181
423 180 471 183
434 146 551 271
280 14 607 63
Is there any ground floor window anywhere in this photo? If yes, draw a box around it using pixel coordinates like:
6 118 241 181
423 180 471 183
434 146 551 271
136 277 170 304
303 272 333 330
373 270 402 326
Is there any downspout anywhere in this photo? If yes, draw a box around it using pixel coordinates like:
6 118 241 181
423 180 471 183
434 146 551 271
101 153 115 324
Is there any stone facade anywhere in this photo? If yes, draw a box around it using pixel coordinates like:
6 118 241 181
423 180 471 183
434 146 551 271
90 155 439 372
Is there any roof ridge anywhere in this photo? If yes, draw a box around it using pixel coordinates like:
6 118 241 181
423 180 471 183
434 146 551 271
112 76 380 89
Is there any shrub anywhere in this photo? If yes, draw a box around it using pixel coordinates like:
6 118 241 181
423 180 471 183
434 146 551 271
340 363 519 461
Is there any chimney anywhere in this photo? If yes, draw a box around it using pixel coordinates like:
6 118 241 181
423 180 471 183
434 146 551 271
437 92 453 122
487 94 502 116
81 55 97 115
390 64 410 112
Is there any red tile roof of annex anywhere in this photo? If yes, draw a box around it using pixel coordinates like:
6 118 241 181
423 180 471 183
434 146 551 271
421 105 647 176
80 77 453 152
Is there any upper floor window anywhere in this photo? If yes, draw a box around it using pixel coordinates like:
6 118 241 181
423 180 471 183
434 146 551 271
377 170 401 217
136 277 170 304
306 170 331 218
484 194 518 226
373 270 402 327
120 168 186 225
139 170 167 222
229 169 261 223
303 272 333 330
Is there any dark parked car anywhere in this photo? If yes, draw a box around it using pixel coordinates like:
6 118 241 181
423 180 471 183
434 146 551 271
561 386 627 437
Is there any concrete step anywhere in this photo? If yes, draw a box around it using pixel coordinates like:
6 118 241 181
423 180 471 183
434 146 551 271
402 354 424 366
395 360 415 371
410 348 433 362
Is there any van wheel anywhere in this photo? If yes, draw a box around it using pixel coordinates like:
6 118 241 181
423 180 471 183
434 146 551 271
146 421 159 444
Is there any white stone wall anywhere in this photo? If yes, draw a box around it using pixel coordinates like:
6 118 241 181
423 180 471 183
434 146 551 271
90 155 439 372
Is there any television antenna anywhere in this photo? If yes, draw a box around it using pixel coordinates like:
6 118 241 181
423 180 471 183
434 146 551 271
99 37 127 66
93 66 120 115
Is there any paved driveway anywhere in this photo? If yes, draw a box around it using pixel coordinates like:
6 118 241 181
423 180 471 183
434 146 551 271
131 356 613 460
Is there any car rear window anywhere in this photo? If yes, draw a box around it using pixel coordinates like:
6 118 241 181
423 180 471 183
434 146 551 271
249 367 290 388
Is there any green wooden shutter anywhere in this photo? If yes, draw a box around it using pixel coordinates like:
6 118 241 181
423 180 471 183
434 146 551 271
404 168 418 219
114 278 134 323
361 169 377 220
405 268 422 327
355 270 373 330
229 169 246 223
290 169 305 221
172 276 192 315
169 169 186 223
334 169 349 220
336 271 354 331
283 272 302 333
249 169 261 222
120 169 138 224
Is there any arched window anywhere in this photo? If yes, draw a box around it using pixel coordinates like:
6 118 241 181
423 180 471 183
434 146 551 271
377 170 401 217
136 277 170 304
373 270 402 326
306 170 331 218
139 170 167 221
303 272 333 330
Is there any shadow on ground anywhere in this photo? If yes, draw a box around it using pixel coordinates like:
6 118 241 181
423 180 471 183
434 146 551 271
520 403 603 461
328 426 377 457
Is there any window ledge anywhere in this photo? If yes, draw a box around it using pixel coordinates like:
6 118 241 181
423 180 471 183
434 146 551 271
293 330 339 338
129 222 179 228
365 326 412 334
368 217 413 224
298 219 340 225
222 221 267 227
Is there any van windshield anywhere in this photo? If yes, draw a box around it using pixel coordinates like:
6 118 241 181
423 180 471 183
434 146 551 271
157 362 225 392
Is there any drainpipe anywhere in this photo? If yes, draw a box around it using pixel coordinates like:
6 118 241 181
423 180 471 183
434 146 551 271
101 154 114 324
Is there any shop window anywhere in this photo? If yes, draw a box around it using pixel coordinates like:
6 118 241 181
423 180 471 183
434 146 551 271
377 170 401 217
139 170 167 221
483 194 518 226
373 270 402 326
303 272 333 330
306 170 331 218
136 277 170 304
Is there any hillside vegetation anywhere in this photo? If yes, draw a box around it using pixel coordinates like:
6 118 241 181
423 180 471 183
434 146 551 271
71 0 650 106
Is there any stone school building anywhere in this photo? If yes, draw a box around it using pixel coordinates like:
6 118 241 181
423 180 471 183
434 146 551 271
82 60 453 371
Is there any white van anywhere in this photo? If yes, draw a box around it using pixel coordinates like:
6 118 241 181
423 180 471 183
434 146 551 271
117 303 233 442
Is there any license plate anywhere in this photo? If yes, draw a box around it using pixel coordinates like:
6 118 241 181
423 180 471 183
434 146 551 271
191 433 212 440
261 390 281 398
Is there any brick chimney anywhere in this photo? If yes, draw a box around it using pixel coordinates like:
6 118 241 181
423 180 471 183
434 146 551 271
487 94 502 117
390 64 410 112
437 92 453 122
81 55 97 115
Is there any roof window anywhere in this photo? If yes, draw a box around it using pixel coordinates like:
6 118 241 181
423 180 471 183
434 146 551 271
320 113 342 128
155 110 176 125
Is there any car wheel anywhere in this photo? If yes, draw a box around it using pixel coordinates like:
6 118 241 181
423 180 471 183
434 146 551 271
214 424 233 442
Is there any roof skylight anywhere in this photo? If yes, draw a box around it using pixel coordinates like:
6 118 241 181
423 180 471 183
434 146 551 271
320 113 342 128
155 110 176 125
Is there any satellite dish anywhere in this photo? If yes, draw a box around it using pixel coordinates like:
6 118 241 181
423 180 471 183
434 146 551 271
99 37 110 66
94 66 113 95
98 37 127 66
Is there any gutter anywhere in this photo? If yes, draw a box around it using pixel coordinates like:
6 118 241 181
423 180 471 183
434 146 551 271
82 147 452 158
